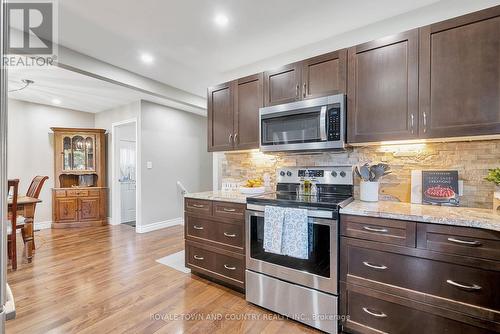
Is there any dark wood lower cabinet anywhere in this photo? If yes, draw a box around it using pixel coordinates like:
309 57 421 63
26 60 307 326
340 214 500 334
184 198 245 291
341 282 495 334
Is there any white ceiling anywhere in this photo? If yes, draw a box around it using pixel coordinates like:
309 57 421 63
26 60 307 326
8 66 147 113
56 0 444 97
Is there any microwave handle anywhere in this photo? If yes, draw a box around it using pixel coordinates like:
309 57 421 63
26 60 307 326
320 106 327 141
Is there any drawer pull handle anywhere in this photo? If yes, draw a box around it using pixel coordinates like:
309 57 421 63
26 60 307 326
193 255 204 260
224 232 237 238
224 264 236 271
192 204 205 208
446 280 482 291
363 262 387 270
363 226 388 233
362 307 387 318
193 225 204 230
222 208 236 212
447 237 481 246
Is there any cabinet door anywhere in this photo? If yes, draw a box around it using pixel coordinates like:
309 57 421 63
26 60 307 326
347 29 419 143
233 73 263 150
419 7 500 138
208 82 234 151
302 50 347 100
79 197 100 221
55 198 78 222
264 63 301 106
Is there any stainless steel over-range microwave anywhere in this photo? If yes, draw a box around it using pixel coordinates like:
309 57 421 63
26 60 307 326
259 94 346 152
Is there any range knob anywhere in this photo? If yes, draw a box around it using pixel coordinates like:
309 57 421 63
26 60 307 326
280 171 285 176
340 171 346 178
286 171 292 177
331 171 338 177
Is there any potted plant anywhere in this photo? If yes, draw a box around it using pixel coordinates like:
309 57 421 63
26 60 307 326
355 163 391 202
485 168 500 211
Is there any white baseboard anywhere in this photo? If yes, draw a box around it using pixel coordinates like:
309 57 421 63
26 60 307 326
34 221 52 230
136 217 184 234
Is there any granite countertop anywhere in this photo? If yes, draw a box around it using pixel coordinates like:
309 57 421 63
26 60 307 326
184 190 258 204
340 200 500 232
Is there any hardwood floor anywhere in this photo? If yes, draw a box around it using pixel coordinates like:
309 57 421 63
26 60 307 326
6 225 319 333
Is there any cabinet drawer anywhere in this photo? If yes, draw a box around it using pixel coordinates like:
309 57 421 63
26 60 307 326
213 201 245 220
343 285 492 334
185 216 217 241
54 190 66 198
216 222 244 249
345 243 500 312
417 224 500 261
215 252 245 283
185 243 216 272
185 216 244 250
341 214 416 247
67 189 89 197
88 189 101 196
185 199 212 215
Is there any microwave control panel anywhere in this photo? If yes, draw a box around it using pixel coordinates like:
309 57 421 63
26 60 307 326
327 107 341 141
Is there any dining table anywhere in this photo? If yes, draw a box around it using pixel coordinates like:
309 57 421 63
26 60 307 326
7 196 42 262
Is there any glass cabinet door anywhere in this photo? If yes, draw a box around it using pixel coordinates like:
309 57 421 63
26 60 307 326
72 136 86 170
62 134 96 171
85 136 94 170
63 136 72 170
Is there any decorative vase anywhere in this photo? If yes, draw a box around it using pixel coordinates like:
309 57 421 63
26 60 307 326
360 181 379 202
494 186 500 213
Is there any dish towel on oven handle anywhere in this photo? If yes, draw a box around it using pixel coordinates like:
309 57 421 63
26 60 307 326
282 207 309 260
263 205 286 254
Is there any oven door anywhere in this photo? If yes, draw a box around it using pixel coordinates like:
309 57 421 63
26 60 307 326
245 209 338 295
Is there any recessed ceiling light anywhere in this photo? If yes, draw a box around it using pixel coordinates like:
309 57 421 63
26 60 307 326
140 53 154 64
214 14 229 27
52 98 61 105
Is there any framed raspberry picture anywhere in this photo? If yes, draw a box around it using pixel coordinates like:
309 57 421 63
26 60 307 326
422 170 459 206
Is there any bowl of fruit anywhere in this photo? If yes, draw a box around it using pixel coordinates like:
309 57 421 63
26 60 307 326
240 178 266 194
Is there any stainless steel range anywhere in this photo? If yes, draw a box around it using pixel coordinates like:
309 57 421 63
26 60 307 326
245 166 353 334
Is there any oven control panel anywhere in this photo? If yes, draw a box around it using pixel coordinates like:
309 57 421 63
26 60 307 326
277 166 353 185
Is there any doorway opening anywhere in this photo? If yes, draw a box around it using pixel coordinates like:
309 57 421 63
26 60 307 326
111 119 138 230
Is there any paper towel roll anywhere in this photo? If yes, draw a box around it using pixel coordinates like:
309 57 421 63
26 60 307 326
411 170 422 204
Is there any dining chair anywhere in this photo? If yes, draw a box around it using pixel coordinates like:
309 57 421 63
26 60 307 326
7 179 20 270
22 175 48 250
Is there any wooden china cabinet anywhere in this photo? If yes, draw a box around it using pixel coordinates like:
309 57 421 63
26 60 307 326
51 128 107 228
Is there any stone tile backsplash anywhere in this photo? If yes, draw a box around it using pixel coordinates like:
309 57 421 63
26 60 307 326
221 140 500 209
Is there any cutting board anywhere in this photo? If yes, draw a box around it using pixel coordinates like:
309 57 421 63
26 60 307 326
380 183 411 203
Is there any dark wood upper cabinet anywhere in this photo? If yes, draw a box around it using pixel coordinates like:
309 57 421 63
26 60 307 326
264 51 347 106
208 82 234 152
302 50 347 100
347 29 419 143
208 74 263 152
233 73 263 150
208 5 500 149
263 63 301 106
419 6 500 138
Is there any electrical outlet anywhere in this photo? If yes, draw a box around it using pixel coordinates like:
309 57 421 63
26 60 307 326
146 161 153 169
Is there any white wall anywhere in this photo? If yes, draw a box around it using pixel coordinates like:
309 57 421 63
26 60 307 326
140 101 212 227
94 101 140 218
7 99 95 224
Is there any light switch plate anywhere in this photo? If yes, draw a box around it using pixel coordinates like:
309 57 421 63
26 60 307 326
146 161 153 169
